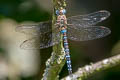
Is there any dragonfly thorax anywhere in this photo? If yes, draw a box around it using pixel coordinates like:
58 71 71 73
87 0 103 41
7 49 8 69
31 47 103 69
58 19 67 30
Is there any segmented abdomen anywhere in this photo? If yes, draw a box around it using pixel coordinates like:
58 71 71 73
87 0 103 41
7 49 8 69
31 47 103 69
61 29 72 74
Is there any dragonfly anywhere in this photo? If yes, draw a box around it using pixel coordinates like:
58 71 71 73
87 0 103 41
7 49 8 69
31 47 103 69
16 10 111 74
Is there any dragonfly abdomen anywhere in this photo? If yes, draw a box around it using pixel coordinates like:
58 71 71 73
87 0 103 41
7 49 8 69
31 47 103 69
62 30 72 74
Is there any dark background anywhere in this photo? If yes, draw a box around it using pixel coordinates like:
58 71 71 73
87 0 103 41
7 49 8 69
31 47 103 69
0 0 120 80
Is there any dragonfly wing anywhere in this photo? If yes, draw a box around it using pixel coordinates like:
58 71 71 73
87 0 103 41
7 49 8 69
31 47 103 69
67 10 110 27
40 29 61 49
16 21 52 36
67 26 111 41
20 31 61 49
20 37 41 49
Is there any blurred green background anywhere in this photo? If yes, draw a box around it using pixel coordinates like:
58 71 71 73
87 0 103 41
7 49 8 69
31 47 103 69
0 0 120 80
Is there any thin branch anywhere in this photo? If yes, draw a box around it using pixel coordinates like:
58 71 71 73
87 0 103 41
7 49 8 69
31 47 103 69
61 54 120 80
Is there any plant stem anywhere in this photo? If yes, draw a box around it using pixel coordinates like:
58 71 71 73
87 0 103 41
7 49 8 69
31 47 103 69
42 0 67 80
62 54 120 80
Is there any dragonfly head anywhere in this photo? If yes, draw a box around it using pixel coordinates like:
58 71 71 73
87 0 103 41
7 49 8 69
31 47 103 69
56 7 66 15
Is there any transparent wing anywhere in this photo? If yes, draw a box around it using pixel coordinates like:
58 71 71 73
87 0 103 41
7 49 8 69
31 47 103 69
67 10 110 28
16 21 52 36
20 31 61 49
67 26 111 41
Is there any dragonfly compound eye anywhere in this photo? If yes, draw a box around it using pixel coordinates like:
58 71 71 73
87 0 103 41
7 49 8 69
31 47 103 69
56 10 59 15
62 9 66 14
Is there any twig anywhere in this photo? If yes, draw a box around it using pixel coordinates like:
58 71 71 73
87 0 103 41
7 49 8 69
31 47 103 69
61 54 120 80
